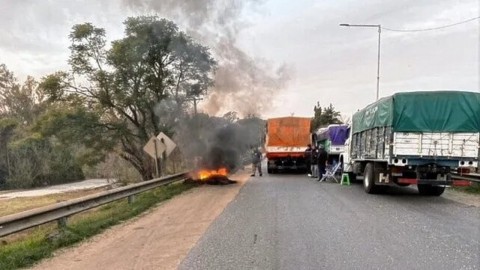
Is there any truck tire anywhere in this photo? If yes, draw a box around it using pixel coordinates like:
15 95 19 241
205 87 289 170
417 184 445 196
348 172 357 183
340 160 357 182
396 183 410 187
363 163 382 194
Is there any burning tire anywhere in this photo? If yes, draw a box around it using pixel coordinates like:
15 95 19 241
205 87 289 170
192 168 237 185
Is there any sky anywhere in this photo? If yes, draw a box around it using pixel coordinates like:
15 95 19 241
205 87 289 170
1 0 479 119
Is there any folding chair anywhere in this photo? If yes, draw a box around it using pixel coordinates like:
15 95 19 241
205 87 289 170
319 162 342 183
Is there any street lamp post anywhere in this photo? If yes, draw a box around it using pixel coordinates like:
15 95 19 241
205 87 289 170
340 23 381 101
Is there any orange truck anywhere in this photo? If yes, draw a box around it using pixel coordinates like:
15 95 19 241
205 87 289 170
265 117 312 173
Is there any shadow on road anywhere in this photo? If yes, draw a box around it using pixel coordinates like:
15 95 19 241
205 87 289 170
323 180 458 205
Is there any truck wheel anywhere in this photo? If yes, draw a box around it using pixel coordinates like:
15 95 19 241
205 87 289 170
396 182 410 187
267 165 274 174
417 184 445 196
348 172 357 183
363 163 382 194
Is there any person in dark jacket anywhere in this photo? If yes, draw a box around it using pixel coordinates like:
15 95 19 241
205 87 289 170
251 148 263 177
304 144 312 176
317 145 328 180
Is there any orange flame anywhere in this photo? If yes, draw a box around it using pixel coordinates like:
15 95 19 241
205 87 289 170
197 168 228 180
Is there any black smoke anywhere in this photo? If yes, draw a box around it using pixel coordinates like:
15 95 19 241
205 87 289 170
174 113 265 171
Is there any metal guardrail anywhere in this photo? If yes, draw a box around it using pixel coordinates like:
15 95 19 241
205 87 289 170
0 172 189 238
451 173 480 183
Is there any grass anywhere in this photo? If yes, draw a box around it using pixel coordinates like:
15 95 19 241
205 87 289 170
0 188 111 217
454 182 480 194
0 181 195 270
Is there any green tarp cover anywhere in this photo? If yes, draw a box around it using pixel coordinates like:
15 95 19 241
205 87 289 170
352 91 480 134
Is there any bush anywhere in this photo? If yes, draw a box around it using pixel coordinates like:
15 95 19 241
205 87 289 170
41 147 85 185
6 135 85 189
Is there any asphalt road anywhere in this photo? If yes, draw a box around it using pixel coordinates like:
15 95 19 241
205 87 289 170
180 173 480 270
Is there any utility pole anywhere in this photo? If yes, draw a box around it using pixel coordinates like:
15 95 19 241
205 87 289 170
340 23 382 101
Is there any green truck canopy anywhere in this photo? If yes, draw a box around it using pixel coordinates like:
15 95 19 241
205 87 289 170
352 91 480 134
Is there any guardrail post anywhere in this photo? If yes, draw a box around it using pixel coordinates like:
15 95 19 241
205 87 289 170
128 195 135 204
57 217 68 230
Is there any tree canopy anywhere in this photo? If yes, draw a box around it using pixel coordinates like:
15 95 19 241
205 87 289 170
41 16 217 179
0 64 89 188
311 102 342 131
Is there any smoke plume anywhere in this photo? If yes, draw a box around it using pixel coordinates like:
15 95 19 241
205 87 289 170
123 0 291 116
124 0 282 170
174 114 265 171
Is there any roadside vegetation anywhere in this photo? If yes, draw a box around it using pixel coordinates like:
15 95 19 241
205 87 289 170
0 15 216 189
454 182 480 194
0 181 195 270
0 16 265 191
311 102 343 131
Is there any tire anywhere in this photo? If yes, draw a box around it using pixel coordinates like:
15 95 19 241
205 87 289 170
267 165 274 174
348 172 357 183
417 184 445 196
363 163 382 194
397 183 410 187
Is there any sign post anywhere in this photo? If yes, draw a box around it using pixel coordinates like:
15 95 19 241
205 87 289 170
143 136 166 178
153 139 160 177
156 133 177 175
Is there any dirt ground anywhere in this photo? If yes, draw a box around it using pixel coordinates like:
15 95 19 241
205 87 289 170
0 187 110 217
30 170 250 270
444 188 480 207
0 179 113 199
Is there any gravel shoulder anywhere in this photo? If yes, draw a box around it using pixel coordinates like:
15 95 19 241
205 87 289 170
444 188 480 207
30 171 250 270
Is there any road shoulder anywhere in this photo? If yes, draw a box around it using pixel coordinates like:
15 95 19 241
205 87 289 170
30 171 250 270
443 189 480 207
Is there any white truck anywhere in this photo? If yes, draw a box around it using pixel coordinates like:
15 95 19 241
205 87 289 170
340 91 479 196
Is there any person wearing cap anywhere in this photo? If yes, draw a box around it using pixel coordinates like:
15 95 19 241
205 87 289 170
317 144 328 181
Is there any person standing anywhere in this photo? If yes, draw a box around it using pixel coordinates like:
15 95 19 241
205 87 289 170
304 144 312 176
310 146 319 178
317 145 328 181
251 148 263 177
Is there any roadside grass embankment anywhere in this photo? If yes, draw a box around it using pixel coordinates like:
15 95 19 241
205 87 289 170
0 181 195 270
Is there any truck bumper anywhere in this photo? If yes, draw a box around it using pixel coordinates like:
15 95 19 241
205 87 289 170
270 164 308 170
397 178 471 187
267 158 307 171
